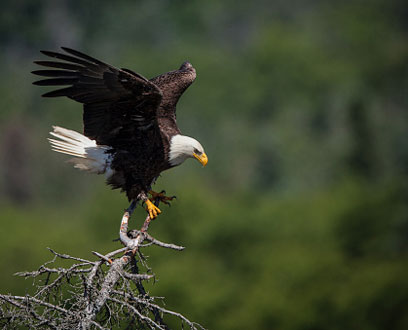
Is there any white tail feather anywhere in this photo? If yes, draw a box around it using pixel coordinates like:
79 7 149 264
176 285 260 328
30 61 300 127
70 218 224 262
48 126 113 176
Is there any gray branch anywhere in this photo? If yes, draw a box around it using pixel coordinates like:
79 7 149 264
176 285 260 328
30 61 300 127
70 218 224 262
0 199 203 330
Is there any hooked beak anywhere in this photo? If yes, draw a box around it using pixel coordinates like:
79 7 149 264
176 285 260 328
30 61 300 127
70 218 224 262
193 152 208 167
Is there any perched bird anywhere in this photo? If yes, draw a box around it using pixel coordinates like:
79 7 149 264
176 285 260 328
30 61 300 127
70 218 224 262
33 47 208 219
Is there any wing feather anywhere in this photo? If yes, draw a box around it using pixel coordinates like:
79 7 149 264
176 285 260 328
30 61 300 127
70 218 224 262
34 61 85 71
149 62 196 119
33 48 163 147
61 47 113 67
32 70 78 77
40 50 98 68
33 78 79 86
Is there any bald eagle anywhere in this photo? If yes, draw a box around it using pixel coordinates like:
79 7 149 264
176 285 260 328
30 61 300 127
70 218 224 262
33 47 208 219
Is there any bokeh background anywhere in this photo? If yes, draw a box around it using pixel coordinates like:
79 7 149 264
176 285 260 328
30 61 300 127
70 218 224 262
1 0 408 329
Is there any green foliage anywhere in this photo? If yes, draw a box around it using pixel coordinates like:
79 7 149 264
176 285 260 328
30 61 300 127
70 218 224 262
0 0 407 329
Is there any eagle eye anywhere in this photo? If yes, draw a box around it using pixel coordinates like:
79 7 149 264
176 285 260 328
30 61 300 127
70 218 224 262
193 148 201 155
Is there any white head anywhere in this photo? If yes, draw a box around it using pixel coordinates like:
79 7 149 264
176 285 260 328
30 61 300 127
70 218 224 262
169 134 208 167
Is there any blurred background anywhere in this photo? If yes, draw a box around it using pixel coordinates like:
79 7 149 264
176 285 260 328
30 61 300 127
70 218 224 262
1 0 408 329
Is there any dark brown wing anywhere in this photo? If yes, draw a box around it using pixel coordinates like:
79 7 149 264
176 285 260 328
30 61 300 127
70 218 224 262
33 47 163 147
149 61 196 120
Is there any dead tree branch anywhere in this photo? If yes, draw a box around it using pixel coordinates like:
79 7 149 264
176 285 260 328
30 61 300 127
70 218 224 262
0 199 204 330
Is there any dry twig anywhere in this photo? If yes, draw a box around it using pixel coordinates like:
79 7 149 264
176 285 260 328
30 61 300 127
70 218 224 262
0 199 204 330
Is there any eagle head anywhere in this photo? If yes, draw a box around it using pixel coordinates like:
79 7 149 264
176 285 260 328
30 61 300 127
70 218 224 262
169 135 208 167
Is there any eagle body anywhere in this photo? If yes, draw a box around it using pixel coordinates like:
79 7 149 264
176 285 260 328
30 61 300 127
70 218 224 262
33 48 207 207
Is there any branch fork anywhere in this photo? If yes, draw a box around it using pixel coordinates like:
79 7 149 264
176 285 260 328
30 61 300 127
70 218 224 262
0 198 202 330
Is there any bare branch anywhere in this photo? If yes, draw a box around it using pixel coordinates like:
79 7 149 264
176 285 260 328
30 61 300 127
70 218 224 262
145 232 185 251
0 199 204 330
47 248 97 265
92 251 113 264
0 295 59 329
111 290 205 330
109 297 167 330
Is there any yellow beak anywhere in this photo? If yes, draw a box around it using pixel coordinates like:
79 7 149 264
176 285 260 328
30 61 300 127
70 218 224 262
193 152 208 166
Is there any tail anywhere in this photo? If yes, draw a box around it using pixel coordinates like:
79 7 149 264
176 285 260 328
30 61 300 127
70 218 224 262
48 126 113 176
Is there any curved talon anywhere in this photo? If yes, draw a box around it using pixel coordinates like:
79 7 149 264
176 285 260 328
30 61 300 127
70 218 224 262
148 190 177 206
145 199 161 219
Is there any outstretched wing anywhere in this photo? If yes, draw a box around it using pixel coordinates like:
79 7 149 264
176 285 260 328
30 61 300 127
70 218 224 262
149 61 196 120
33 47 163 147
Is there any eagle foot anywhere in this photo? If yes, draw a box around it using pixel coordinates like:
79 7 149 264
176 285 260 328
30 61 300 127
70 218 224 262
144 199 161 219
148 190 176 206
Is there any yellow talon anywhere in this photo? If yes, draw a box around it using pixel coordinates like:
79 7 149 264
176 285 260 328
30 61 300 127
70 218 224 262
145 199 161 219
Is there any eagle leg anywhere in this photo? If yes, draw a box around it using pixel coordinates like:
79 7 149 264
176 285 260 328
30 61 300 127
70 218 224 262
144 199 161 219
148 190 176 206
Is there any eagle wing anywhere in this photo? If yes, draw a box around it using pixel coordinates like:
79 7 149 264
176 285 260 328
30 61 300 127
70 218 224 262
149 61 196 121
33 47 163 148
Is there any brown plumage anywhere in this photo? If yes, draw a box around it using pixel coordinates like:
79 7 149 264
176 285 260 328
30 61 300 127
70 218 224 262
33 48 207 215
